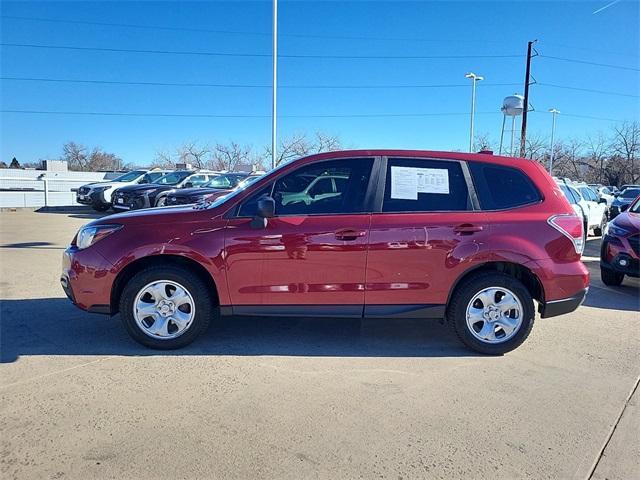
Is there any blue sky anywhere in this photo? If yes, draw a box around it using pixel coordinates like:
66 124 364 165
1 0 638 165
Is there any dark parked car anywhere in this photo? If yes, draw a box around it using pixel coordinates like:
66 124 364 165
610 187 640 219
62 150 588 355
112 171 217 211
600 194 640 286
77 170 168 211
164 173 255 206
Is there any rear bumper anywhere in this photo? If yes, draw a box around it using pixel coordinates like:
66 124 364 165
539 288 588 318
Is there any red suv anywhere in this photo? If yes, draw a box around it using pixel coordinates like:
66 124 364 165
61 150 589 354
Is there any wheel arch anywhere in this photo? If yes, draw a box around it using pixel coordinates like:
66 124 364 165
446 262 545 314
110 254 220 314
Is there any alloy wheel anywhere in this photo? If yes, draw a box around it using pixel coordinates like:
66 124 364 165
465 287 523 344
133 280 196 339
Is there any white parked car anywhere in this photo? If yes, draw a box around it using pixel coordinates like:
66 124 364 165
573 184 608 236
594 186 615 207
76 170 168 211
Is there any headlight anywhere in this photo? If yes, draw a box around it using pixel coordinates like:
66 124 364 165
91 185 111 192
605 222 630 237
75 224 123 249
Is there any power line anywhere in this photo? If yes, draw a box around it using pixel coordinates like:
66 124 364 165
539 54 640 72
0 42 522 60
0 15 506 44
538 82 639 98
0 109 503 119
0 76 521 90
539 41 637 59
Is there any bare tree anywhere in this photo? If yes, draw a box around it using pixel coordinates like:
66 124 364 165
584 133 608 184
210 142 253 171
552 138 585 179
610 121 639 184
176 141 211 169
522 134 548 161
474 133 494 152
265 131 342 167
62 142 89 170
151 150 176 169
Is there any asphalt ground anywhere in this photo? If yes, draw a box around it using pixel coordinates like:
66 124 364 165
1 209 638 480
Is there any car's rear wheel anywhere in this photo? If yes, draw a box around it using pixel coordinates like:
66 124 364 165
593 213 607 236
448 272 535 355
119 266 213 349
600 267 624 287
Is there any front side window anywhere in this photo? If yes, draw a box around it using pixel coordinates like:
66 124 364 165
272 158 374 215
579 187 596 202
188 175 208 187
470 163 541 210
568 187 583 203
382 158 470 212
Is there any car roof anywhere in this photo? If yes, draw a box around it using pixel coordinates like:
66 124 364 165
297 149 537 164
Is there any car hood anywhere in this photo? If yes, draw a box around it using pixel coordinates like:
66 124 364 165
613 196 635 205
170 187 232 197
613 211 640 232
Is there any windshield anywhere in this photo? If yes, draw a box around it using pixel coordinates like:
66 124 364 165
113 170 146 182
630 197 640 213
620 188 640 199
155 171 192 186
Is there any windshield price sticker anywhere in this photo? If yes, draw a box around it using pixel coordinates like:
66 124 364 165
391 166 449 199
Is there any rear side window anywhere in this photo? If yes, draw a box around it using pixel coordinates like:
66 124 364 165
470 163 541 210
560 185 577 205
382 158 470 212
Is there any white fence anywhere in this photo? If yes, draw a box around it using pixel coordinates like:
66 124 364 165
0 170 116 208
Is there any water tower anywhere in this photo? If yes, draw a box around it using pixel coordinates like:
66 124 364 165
499 94 524 156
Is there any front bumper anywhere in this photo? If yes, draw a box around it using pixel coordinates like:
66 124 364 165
112 192 152 210
600 234 640 277
61 246 115 314
539 288 588 318
77 189 109 207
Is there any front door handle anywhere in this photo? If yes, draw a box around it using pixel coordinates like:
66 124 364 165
453 224 483 235
335 229 367 241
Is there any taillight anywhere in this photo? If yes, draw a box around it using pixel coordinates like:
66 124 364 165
548 214 584 255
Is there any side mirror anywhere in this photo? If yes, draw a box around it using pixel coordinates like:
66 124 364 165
250 196 275 229
183 182 193 189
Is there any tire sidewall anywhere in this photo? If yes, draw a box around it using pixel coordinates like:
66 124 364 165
450 272 535 355
119 266 213 349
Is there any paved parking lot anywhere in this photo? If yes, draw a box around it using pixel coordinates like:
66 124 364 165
1 209 638 480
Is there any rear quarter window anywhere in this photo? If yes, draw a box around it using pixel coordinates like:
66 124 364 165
469 163 541 210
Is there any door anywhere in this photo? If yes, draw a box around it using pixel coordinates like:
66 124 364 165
224 158 376 314
365 157 490 315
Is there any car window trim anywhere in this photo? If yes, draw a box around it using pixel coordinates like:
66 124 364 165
228 156 382 219
374 156 478 214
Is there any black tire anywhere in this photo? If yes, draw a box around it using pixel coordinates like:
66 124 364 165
92 203 110 212
119 265 214 349
600 267 624 287
448 272 535 355
155 195 167 207
593 213 607 236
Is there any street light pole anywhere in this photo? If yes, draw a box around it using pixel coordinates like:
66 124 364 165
548 108 560 175
271 0 278 170
465 72 484 152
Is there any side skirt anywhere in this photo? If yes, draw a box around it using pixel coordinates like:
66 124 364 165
219 304 446 320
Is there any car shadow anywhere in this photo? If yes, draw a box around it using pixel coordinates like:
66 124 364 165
0 298 477 363
0 241 66 250
34 207 111 220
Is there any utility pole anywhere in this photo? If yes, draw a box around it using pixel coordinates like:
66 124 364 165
271 0 278 169
465 72 484 152
548 108 560 175
519 40 537 157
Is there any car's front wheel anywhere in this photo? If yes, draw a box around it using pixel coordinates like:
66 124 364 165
600 267 624 287
119 266 214 349
155 195 167 207
448 272 535 355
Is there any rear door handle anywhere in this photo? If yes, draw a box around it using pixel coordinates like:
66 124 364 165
335 229 367 241
453 224 483 235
